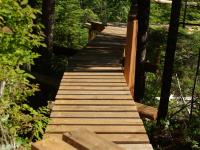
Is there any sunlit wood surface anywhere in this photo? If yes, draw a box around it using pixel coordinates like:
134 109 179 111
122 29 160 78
45 25 153 150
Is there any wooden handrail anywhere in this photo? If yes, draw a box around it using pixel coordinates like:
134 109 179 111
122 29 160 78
86 22 105 41
124 17 138 96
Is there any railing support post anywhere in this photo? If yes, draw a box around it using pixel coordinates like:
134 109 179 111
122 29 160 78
124 13 138 96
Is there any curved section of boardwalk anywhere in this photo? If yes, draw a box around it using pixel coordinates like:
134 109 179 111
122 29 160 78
45 26 153 150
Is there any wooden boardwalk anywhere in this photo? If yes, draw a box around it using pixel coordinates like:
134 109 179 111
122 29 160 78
45 26 153 150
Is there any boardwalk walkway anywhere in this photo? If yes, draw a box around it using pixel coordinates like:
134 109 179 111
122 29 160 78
45 25 153 150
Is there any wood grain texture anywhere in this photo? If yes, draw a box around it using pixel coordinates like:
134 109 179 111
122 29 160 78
54 100 135 105
50 112 140 118
43 25 152 150
31 138 77 150
48 118 143 125
62 128 124 150
44 133 150 144
57 90 131 95
46 125 146 133
59 86 129 90
56 95 133 100
52 105 137 112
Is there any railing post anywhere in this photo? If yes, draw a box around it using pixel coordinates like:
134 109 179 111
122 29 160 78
88 29 95 41
88 22 105 42
124 13 138 96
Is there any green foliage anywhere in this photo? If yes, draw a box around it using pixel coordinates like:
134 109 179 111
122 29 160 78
144 2 200 149
150 3 171 24
106 0 130 22
53 0 131 49
49 55 68 72
54 0 98 48
0 0 49 148
150 2 200 25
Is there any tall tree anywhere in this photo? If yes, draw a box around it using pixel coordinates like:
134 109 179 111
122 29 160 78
134 0 150 101
42 0 56 57
157 0 182 123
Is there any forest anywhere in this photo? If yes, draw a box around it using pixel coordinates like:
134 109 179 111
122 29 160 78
0 0 200 149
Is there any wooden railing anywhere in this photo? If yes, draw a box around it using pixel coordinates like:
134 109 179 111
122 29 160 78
85 21 105 41
124 16 138 96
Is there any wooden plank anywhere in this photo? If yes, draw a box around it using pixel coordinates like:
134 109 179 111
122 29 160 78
54 100 135 105
73 53 122 57
67 67 122 71
46 125 146 133
56 95 133 100
52 105 137 112
48 118 143 125
50 112 140 118
59 82 128 86
118 144 153 150
44 133 150 144
31 138 77 150
59 86 129 90
63 128 124 150
135 102 158 120
61 79 126 83
57 90 131 95
69 64 121 67
98 134 149 144
68 60 120 63
63 72 124 76
62 76 124 79
43 26 153 150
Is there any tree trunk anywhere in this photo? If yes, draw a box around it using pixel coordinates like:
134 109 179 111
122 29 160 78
157 0 182 123
42 0 56 57
134 0 150 102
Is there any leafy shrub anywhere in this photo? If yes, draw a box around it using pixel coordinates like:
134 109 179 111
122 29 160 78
0 0 48 148
54 0 98 49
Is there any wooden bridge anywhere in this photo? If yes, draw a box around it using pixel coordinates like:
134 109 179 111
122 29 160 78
32 24 153 150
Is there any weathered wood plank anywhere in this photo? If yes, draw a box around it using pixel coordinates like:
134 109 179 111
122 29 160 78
62 75 124 79
48 118 143 125
31 138 77 150
59 82 128 86
98 134 149 144
135 102 158 120
62 128 124 150
43 25 152 150
52 105 137 112
59 86 129 90
46 125 146 133
118 144 153 150
56 95 133 99
50 112 140 118
67 66 122 71
61 78 126 83
57 90 131 95
63 72 124 76
44 133 150 144
54 100 135 105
